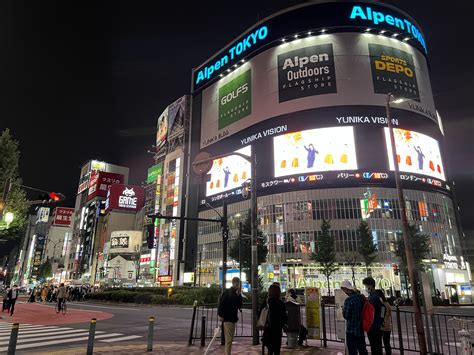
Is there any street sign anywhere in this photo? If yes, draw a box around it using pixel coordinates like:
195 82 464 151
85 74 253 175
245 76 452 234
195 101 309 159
192 152 213 175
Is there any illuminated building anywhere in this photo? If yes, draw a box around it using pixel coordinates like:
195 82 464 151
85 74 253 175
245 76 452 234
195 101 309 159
185 2 470 300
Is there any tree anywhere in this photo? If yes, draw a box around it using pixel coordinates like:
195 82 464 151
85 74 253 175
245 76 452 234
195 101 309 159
0 129 28 241
228 212 268 283
357 220 378 276
394 224 430 272
38 259 53 281
339 251 362 287
311 219 339 296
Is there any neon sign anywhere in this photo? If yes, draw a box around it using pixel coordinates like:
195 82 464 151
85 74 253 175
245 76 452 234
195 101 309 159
349 5 427 53
195 26 268 86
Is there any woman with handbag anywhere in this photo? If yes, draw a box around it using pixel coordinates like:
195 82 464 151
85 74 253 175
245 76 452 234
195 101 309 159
261 284 288 355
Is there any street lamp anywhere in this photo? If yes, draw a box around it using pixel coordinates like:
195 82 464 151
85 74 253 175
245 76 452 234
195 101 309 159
386 93 427 353
4 212 14 227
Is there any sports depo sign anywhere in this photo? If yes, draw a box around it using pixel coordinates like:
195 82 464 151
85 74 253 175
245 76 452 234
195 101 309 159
105 184 145 213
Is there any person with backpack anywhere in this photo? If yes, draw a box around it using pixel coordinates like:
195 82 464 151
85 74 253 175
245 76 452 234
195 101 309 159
362 277 383 355
376 290 392 355
341 281 368 355
217 277 243 355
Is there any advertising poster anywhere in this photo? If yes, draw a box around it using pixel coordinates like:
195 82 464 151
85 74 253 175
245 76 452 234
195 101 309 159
384 128 445 181
109 231 142 254
106 184 145 212
369 43 419 101
88 172 124 200
159 250 170 276
218 69 251 130
147 164 162 184
278 44 336 102
273 126 357 177
205 145 251 197
52 207 74 226
156 107 169 148
168 96 187 133
305 287 321 339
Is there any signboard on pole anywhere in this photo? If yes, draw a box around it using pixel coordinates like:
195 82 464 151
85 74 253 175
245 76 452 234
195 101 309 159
305 287 321 339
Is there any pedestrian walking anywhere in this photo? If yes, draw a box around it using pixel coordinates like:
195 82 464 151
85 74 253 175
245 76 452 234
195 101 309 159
362 277 383 355
28 287 36 302
376 290 392 355
217 277 243 355
41 286 48 304
57 283 67 312
261 284 288 355
2 286 10 312
341 280 368 355
7 285 19 316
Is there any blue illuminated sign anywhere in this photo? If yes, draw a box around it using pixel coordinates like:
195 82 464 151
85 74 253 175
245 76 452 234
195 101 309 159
349 5 427 53
195 26 269 86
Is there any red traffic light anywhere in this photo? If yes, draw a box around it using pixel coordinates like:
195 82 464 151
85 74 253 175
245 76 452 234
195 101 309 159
49 192 60 201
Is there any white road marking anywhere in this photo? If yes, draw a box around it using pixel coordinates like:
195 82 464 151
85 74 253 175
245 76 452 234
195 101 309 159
0 326 63 335
0 331 100 345
99 335 142 342
0 333 123 351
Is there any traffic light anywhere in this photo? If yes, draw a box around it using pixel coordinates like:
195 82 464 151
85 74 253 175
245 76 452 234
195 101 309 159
146 223 155 249
39 192 66 204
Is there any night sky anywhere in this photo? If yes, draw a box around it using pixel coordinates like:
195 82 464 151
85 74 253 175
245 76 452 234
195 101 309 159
0 1 473 233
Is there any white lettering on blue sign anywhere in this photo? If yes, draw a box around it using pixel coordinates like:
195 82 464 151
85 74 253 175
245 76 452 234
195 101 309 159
349 5 427 53
195 26 268 86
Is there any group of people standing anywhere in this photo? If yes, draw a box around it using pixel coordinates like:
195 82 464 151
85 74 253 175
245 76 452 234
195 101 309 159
1 285 19 316
28 284 90 303
217 277 291 355
341 277 392 355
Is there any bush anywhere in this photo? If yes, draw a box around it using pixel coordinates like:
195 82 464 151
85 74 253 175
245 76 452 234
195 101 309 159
134 292 154 304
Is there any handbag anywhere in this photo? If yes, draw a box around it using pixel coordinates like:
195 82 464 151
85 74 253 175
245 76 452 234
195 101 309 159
256 307 269 330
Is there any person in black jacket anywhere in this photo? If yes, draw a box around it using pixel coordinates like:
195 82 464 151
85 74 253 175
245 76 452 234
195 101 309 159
218 277 243 355
262 284 287 355
7 285 18 316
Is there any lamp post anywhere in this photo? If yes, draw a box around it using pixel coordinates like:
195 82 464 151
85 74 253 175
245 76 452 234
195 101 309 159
193 149 259 345
386 93 427 353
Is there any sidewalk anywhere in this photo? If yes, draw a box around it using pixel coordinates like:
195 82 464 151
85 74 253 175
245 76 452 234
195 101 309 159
0 302 113 325
36 340 344 354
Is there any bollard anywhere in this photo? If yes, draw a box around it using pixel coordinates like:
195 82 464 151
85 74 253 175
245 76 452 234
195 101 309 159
321 301 327 348
147 316 154 351
7 323 19 355
396 305 404 355
86 318 97 355
188 300 198 345
200 316 206 347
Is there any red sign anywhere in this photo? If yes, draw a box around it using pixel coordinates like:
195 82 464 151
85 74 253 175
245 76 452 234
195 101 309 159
52 207 74 226
105 184 145 212
87 172 124 201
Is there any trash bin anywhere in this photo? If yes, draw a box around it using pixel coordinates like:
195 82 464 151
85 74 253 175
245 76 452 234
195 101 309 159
285 300 301 349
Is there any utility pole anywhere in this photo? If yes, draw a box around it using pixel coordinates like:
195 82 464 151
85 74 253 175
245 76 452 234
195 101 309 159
221 200 228 289
250 149 259 345
386 93 427 354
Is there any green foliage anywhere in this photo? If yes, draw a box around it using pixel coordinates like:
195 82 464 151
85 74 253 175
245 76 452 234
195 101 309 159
86 286 223 305
228 211 268 281
38 260 52 280
0 129 28 241
311 219 339 295
357 220 378 273
394 224 431 271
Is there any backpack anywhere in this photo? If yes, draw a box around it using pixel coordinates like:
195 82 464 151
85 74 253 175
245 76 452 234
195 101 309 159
361 295 375 332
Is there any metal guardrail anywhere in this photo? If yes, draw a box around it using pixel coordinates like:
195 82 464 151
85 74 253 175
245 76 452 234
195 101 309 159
189 301 474 353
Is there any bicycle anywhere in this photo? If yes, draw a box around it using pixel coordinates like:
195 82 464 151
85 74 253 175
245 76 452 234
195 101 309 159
55 299 67 315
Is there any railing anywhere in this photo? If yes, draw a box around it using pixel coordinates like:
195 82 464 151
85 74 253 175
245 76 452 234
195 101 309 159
189 301 474 353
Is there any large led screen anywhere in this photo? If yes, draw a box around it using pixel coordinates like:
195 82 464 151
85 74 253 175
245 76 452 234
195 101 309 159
384 128 445 181
205 146 251 197
274 127 357 177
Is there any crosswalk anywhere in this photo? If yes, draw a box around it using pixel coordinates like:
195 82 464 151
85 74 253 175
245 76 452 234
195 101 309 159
0 322 142 352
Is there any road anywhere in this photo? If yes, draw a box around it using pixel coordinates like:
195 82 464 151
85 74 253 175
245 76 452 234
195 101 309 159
1 301 474 353
0 301 195 353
